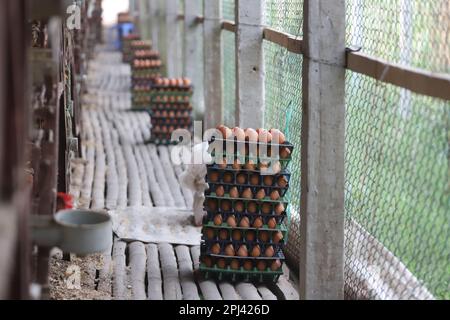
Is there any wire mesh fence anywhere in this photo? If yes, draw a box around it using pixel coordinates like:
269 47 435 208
222 0 236 127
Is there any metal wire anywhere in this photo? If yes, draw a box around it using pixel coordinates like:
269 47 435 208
264 0 303 36
222 0 235 21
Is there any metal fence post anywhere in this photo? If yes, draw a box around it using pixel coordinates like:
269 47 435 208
203 0 223 129
235 0 265 129
300 0 346 300
184 0 204 121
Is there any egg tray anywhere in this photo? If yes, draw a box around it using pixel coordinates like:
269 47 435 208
132 65 162 71
207 166 290 184
199 264 283 283
206 183 288 199
151 117 192 127
152 124 192 134
201 232 286 249
202 220 288 235
205 192 287 205
209 137 294 154
206 158 291 172
204 197 289 215
202 211 287 229
201 242 285 261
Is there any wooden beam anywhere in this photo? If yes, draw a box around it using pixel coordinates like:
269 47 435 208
203 0 223 129
263 27 303 54
235 0 265 128
221 20 236 33
300 0 346 300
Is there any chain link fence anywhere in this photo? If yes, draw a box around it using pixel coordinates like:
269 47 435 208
222 0 236 127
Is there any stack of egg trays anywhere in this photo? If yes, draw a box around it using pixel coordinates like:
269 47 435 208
122 34 140 63
148 83 193 145
199 139 294 283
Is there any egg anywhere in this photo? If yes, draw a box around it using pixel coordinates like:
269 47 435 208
269 129 286 144
229 187 239 198
277 176 288 188
239 216 250 228
217 258 226 269
251 245 261 257
257 261 267 271
250 174 259 185
267 217 277 229
234 201 245 213
247 201 258 214
271 161 282 174
257 128 272 143
263 175 274 186
244 128 258 142
217 125 232 139
223 172 234 183
211 243 221 254
237 245 248 257
244 160 257 170
265 245 275 257
272 231 284 244
236 173 247 184
232 229 242 241
253 217 263 228
270 190 281 201
232 127 246 141
232 159 242 170
227 215 237 227
275 203 285 215
169 78 177 86
230 259 240 270
256 189 266 200
246 230 256 242
271 259 282 271
221 200 232 212
219 229 229 240
209 171 220 183
224 244 235 256
183 77 192 86
261 203 272 214
205 228 215 240
280 147 291 159
203 256 213 267
259 231 270 242
243 260 253 271
215 185 225 197
218 158 227 169
241 188 253 199
213 214 223 226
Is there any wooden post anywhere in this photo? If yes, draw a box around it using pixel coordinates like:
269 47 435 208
235 0 265 128
165 0 181 77
184 0 204 121
300 0 346 300
203 0 223 129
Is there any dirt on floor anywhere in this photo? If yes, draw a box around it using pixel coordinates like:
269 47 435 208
49 252 112 300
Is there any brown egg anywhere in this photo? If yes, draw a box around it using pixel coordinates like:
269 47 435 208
247 201 258 214
224 244 235 256
239 216 250 228
271 259 282 271
217 258 226 269
261 203 272 214
249 173 259 185
257 128 272 143
241 188 253 199
203 256 213 267
221 200 232 212
272 161 282 174
219 229 229 240
280 147 291 159
207 199 218 211
256 189 266 200
245 128 258 142
236 173 247 184
232 127 246 141
265 245 275 257
211 243 221 254
259 231 270 242
251 245 261 257
218 158 227 169
263 175 274 186
244 160 257 170
227 215 237 227
230 259 240 270
272 231 284 244
269 129 286 144
267 217 277 229
243 260 253 271
232 159 242 170
229 186 239 198
234 201 245 213
213 214 223 226
217 125 232 139
257 261 267 271
183 77 192 86
209 171 220 183
205 228 215 240
253 217 263 228
246 230 256 242
270 190 281 201
277 176 288 188
223 172 234 183
215 185 225 197
232 229 242 241
275 203 285 215
237 245 248 257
